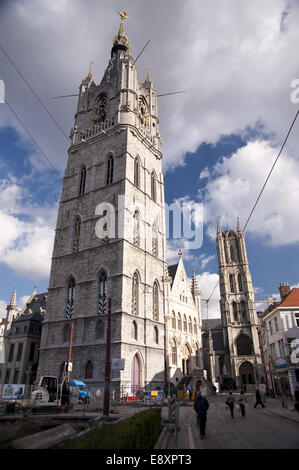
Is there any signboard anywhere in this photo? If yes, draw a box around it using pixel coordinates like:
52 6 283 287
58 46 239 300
275 358 287 369
2 384 25 400
144 390 164 405
68 362 73 372
203 370 207 380
112 358 125 370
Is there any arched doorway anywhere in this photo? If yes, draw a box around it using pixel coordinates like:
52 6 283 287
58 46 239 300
131 353 142 393
182 343 192 375
239 361 255 385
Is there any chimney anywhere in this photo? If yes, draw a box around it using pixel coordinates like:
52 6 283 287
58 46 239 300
279 282 290 301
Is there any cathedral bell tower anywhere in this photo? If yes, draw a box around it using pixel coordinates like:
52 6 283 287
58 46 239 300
216 219 263 386
38 13 167 392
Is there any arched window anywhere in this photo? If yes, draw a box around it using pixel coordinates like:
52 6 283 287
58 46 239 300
133 210 140 247
193 319 197 335
134 157 140 188
95 319 104 339
232 301 238 322
152 221 158 256
98 269 107 315
153 281 159 321
66 277 75 318
183 315 187 332
132 320 137 340
63 323 70 342
229 274 235 293
132 272 139 315
151 171 157 202
154 326 159 344
171 311 176 329
85 360 93 379
240 300 247 320
106 155 114 185
79 167 86 196
171 339 177 365
73 217 81 252
230 245 235 262
178 313 182 331
238 274 243 292
188 316 192 334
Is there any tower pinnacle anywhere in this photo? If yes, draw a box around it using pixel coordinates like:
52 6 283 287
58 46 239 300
112 11 131 56
9 286 17 308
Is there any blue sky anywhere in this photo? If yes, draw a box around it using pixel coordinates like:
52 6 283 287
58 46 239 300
1 0 299 318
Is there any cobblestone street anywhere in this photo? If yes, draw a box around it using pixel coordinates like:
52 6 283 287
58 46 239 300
167 394 299 449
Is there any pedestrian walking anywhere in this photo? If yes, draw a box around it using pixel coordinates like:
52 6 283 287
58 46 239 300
237 390 247 417
225 391 236 418
194 390 209 439
254 387 265 408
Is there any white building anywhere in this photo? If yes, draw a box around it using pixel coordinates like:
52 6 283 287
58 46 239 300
259 283 299 398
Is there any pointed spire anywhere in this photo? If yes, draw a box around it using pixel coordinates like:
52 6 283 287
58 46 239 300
144 66 153 87
112 11 131 56
237 217 242 233
191 270 200 296
217 220 221 237
9 287 16 308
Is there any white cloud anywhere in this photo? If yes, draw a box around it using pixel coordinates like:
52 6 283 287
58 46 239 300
0 178 55 279
0 0 299 172
0 299 7 318
199 254 215 270
197 272 221 319
202 140 299 245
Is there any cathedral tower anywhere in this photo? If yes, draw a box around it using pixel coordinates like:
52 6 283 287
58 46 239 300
38 13 167 392
216 219 263 385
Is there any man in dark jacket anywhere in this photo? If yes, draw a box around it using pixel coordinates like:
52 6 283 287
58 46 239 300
254 387 265 408
194 390 209 439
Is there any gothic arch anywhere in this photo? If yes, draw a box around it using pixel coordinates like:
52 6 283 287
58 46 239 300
131 350 144 391
236 333 253 356
132 270 140 315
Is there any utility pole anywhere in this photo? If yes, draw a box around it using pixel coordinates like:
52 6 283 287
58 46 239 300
103 297 112 416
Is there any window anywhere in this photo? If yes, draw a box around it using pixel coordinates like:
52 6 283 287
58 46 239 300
29 343 36 362
270 342 276 359
16 343 23 362
66 277 75 319
134 157 140 188
132 272 139 315
236 334 253 355
5 369 10 383
63 324 70 343
133 210 140 247
85 361 93 379
107 155 114 185
193 319 197 335
238 274 243 292
132 321 137 340
172 341 177 365
151 171 157 202
269 320 273 335
95 319 104 339
152 221 158 256
274 317 279 332
278 339 285 357
230 245 235 262
178 313 182 331
240 301 247 321
188 317 192 334
153 282 159 321
232 302 238 321
183 315 187 332
154 326 159 344
296 313 299 328
229 274 235 293
8 344 15 362
73 217 81 252
98 270 107 315
13 369 19 384
171 311 176 329
79 167 86 196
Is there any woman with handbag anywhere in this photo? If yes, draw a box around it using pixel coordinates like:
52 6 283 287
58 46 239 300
237 390 247 417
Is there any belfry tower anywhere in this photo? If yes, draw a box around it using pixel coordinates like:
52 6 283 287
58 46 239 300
38 13 167 392
216 219 263 385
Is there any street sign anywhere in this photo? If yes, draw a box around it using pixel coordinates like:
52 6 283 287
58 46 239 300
112 358 125 370
68 362 73 372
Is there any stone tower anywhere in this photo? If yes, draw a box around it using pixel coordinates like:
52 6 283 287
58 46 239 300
216 219 263 385
38 13 167 393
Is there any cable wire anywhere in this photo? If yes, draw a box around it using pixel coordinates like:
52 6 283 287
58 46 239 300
0 44 70 143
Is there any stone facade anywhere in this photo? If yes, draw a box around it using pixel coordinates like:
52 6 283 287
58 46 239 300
215 219 263 385
37 17 203 393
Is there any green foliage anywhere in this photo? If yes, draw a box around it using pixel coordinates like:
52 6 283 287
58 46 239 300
66 407 161 449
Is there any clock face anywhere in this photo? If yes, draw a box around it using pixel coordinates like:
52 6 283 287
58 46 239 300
91 94 109 121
